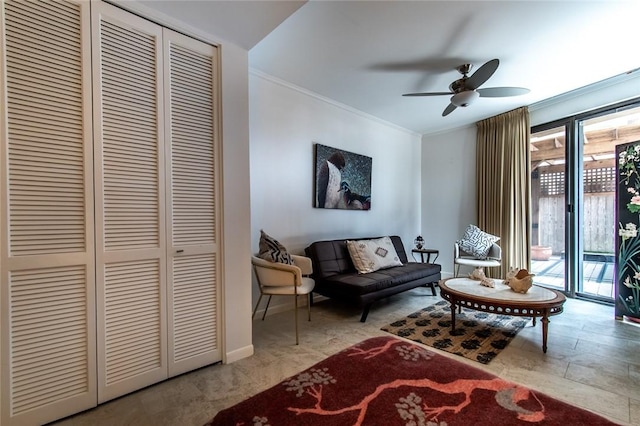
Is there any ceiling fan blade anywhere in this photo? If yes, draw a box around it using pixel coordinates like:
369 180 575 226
466 58 499 90
442 103 457 116
477 87 530 97
402 92 452 97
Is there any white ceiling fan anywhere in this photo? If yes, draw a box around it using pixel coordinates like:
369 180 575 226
402 59 530 116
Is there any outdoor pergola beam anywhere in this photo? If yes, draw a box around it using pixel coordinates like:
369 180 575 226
536 159 615 173
531 136 640 162
530 123 640 162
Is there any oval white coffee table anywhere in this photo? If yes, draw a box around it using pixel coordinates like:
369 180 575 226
439 277 566 353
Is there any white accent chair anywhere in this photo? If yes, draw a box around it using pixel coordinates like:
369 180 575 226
454 242 502 277
251 255 315 345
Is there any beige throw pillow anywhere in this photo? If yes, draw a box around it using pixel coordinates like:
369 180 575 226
346 237 403 274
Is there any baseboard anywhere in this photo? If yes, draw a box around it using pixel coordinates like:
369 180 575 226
227 294 330 362
225 344 254 364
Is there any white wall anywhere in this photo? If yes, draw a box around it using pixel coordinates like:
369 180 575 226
219 44 253 363
420 125 477 277
249 71 423 314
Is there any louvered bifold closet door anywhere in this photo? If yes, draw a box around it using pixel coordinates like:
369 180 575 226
92 3 167 403
163 30 221 377
0 1 96 425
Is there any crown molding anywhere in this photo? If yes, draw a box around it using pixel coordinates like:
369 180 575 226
249 68 420 137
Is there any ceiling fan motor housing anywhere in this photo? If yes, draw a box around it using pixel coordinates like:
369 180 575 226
451 90 479 107
449 77 468 94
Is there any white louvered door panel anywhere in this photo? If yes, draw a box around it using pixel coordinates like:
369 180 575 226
92 3 167 403
0 1 96 425
163 30 221 377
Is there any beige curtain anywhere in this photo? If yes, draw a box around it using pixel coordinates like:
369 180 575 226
476 107 531 277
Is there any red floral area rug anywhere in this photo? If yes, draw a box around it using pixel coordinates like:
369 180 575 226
206 336 619 426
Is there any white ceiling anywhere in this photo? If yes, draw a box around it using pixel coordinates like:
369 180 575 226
139 0 640 135
136 0 306 49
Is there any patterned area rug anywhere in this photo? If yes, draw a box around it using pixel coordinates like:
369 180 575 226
206 336 619 425
381 300 529 364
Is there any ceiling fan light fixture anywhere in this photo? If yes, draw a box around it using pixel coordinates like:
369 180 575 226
401 59 529 116
451 90 479 107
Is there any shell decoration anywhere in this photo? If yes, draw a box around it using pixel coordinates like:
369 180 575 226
469 267 494 288
479 277 495 288
504 268 535 293
468 267 487 281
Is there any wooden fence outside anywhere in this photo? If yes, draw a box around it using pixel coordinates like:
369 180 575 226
536 193 615 254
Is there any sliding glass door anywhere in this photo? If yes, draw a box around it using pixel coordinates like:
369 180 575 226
578 106 640 299
530 101 640 301
530 125 567 292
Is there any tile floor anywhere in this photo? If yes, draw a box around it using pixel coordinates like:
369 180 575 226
51 287 640 425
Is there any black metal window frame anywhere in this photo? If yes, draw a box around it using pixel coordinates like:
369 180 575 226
532 96 640 303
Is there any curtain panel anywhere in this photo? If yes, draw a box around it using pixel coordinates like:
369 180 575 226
476 107 531 277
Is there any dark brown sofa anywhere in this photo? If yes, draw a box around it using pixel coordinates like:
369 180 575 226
305 236 441 322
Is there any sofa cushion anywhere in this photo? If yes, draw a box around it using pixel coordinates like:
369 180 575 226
346 237 403 274
320 263 441 296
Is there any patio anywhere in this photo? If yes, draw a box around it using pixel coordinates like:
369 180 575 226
531 255 614 299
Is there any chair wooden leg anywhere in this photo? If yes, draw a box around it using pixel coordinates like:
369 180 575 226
252 294 263 319
455 264 460 277
262 295 272 321
307 293 311 321
294 295 299 345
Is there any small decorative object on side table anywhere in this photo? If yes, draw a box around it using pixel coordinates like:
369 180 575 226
414 235 424 249
411 247 439 264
